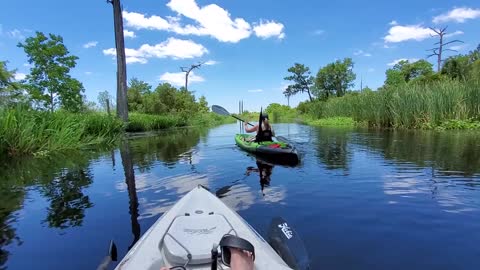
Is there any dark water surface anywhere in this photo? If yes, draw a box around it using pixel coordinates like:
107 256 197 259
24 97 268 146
1 124 480 270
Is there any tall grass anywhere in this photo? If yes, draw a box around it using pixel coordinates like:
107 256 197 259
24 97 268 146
301 80 480 129
0 107 123 157
126 112 233 132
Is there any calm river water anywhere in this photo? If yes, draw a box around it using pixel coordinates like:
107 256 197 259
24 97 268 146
1 124 479 270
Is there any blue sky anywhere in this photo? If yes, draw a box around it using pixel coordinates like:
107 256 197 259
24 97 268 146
1 0 479 112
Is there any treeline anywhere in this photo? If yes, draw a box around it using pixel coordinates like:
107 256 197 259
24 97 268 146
125 78 209 115
0 31 229 157
284 44 480 129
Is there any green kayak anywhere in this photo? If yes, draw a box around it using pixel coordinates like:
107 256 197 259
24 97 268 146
235 134 299 165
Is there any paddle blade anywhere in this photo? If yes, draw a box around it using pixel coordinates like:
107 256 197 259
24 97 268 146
109 240 118 261
96 240 118 270
268 217 310 270
212 105 231 116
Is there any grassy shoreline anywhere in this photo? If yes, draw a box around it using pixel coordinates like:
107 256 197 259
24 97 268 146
297 79 480 130
301 116 480 130
0 108 233 158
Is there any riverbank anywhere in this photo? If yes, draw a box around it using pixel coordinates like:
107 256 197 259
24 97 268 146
298 80 480 130
302 116 480 130
0 108 233 158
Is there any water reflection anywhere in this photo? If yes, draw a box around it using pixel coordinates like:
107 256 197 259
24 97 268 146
353 130 480 176
246 160 274 196
0 152 106 269
0 183 23 270
314 128 351 172
1 124 479 270
120 140 141 250
128 128 208 171
40 168 93 229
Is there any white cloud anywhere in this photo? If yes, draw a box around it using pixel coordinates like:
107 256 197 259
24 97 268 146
389 20 398 26
122 11 171 30
450 44 466 51
83 41 98 49
7 29 24 39
123 30 136 38
159 71 204 86
253 20 285 39
433 7 480 23
312 29 325 35
353 49 372 57
122 0 285 43
23 63 32 68
14 72 26 81
204 60 218 65
103 37 208 64
248 89 263 93
444 30 464 38
166 0 252 43
126 57 148 64
367 68 375 72
387 58 419 66
384 24 435 43
84 71 93 75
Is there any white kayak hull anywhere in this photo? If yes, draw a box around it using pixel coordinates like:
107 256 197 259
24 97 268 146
115 186 292 270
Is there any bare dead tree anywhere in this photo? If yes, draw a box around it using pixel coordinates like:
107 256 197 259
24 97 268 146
107 0 128 122
427 26 463 72
180 62 203 91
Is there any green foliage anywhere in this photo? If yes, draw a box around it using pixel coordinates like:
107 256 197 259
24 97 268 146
127 81 207 116
126 112 233 132
441 46 480 81
304 117 356 127
127 78 152 112
299 79 480 129
18 32 84 112
284 63 314 101
0 107 123 157
436 119 480 130
441 55 471 81
198 95 209 113
265 103 297 122
385 60 434 87
97 90 114 112
314 58 356 99
385 69 407 87
0 61 22 107
126 113 184 132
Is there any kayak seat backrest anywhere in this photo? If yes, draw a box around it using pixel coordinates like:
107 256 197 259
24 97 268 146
163 213 235 265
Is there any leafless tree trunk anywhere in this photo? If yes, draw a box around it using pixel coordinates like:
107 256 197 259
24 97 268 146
106 97 111 116
181 62 203 91
50 90 54 112
108 0 128 122
427 26 463 72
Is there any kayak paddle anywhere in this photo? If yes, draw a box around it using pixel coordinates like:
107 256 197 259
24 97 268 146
268 217 310 270
212 105 254 126
96 240 118 270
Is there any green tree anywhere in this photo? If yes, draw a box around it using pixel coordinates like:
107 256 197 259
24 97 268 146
127 78 151 112
314 58 356 99
198 95 209 113
384 60 434 86
18 32 84 112
441 55 471 81
176 87 197 113
385 69 407 87
284 63 314 101
97 90 114 113
0 61 22 107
